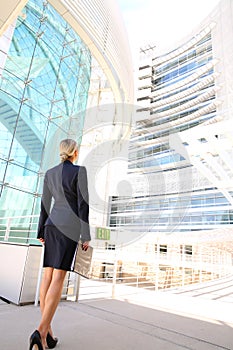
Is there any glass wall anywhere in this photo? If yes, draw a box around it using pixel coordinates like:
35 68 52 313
0 0 91 243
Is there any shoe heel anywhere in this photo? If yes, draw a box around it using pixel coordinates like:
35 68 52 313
46 332 58 349
29 330 43 350
30 345 40 350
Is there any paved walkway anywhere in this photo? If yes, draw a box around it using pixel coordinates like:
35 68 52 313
1 281 233 350
165 275 233 303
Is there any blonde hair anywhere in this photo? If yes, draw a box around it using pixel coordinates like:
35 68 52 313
59 139 78 162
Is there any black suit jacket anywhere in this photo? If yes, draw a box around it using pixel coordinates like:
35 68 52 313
37 160 91 243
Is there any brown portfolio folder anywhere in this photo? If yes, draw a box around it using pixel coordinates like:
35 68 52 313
72 243 93 279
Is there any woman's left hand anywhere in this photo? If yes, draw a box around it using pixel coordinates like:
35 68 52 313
82 241 90 251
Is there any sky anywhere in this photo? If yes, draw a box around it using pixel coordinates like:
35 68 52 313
117 0 220 67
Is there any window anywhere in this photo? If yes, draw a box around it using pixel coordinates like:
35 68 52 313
105 243 116 250
180 245 192 255
155 244 167 253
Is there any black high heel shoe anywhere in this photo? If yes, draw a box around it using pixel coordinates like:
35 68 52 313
46 332 58 349
29 330 44 350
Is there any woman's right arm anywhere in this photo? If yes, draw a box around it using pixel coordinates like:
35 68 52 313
37 173 52 239
77 166 91 243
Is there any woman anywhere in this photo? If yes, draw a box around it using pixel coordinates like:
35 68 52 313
29 139 91 350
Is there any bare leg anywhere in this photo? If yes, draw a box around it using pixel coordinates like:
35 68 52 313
39 268 54 339
38 269 67 347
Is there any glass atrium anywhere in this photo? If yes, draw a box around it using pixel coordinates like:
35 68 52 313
0 0 91 243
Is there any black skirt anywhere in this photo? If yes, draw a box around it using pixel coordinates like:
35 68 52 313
43 225 78 271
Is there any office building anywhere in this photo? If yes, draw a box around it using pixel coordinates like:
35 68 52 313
110 0 233 250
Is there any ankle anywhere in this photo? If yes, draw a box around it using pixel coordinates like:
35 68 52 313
48 325 53 336
37 326 47 341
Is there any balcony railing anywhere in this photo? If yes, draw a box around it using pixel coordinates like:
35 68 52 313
1 215 233 303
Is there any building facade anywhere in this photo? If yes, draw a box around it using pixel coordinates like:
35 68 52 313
0 0 133 243
110 0 233 246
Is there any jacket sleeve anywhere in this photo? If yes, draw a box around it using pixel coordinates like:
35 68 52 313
77 166 91 242
37 173 52 239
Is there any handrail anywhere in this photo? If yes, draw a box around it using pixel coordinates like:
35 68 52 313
0 214 233 303
0 215 39 242
0 214 39 220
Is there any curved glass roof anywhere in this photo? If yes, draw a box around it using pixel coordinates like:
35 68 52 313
0 0 91 236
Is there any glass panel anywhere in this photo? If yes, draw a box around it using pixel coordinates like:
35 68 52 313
0 94 21 159
0 187 38 243
0 0 91 244
4 162 38 193
41 123 67 171
0 159 7 183
0 186 35 218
